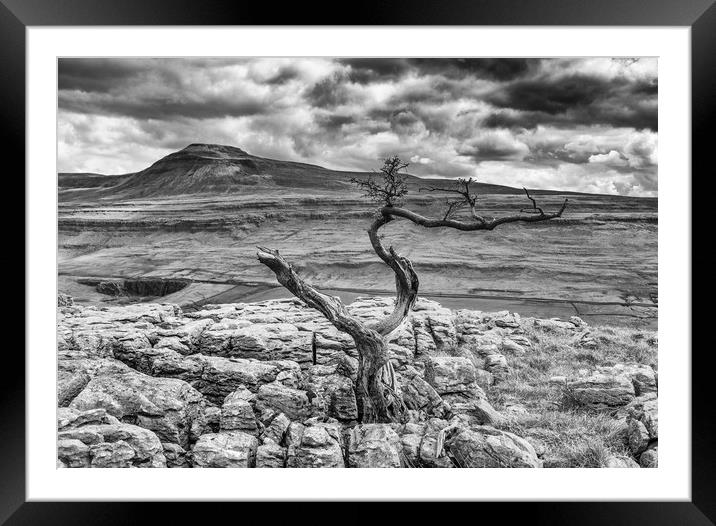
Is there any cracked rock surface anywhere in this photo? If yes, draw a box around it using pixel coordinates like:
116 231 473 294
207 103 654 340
56 295 657 468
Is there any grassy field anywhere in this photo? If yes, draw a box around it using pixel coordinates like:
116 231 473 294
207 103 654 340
474 323 657 467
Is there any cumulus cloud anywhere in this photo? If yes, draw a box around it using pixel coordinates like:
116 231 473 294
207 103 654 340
58 57 658 196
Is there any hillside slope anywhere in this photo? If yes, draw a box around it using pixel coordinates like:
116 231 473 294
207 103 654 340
58 143 590 201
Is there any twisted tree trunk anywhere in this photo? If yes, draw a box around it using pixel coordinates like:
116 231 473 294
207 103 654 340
257 211 418 423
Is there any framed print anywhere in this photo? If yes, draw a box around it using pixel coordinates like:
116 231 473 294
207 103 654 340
6 0 713 522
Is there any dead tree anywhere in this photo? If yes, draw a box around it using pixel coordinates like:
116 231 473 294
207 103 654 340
257 157 567 423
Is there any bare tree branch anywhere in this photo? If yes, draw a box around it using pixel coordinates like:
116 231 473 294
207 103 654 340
256 246 364 337
519 187 545 215
419 177 485 222
442 199 465 220
380 195 567 231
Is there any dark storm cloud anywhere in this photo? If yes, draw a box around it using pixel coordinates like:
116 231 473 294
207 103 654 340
59 92 267 120
456 133 529 162
485 74 658 131
58 57 244 93
305 71 354 107
315 113 356 131
58 57 658 196
59 59 149 92
340 58 533 84
264 66 301 85
490 75 608 114
458 142 525 162
411 58 533 81
340 58 412 83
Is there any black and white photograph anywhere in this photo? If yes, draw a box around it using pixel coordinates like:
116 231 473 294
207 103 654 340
56 57 659 470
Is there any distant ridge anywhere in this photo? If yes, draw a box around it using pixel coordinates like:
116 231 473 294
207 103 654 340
58 143 638 200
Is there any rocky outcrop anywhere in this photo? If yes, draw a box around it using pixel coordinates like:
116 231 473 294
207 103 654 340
56 297 656 468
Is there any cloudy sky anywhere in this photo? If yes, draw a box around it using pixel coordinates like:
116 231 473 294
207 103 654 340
58 57 657 196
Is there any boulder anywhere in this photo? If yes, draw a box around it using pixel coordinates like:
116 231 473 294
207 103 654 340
426 356 477 394
148 350 205 383
262 413 291 444
627 419 651 455
416 419 455 468
256 382 315 422
599 364 657 396
58 417 166 468
162 443 190 467
624 394 658 441
57 407 120 429
154 318 213 355
398 366 449 418
411 300 457 354
484 353 509 379
567 374 635 408
256 442 286 468
57 439 90 468
89 440 136 468
58 427 104 445
286 421 344 468
220 391 257 433
192 431 258 468
493 312 521 329
306 364 358 421
501 338 527 354
348 424 402 468
193 355 300 404
534 318 576 332
443 425 541 468
59 356 132 379
442 392 505 426
69 371 207 449
57 369 91 407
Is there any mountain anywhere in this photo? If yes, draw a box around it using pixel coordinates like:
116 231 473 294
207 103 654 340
57 143 604 201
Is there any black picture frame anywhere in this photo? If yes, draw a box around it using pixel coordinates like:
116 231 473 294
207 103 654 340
5 0 711 522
